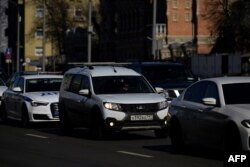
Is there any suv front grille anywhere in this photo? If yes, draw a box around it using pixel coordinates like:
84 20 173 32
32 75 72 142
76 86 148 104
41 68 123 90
50 103 59 118
120 103 158 113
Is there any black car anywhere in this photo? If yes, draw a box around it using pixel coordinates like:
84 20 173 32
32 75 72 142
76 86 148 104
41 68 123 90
127 61 198 101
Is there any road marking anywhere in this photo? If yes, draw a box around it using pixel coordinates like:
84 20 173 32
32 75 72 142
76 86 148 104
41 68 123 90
26 134 49 139
117 150 153 158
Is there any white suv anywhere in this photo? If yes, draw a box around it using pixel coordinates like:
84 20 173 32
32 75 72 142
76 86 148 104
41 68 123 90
59 66 169 139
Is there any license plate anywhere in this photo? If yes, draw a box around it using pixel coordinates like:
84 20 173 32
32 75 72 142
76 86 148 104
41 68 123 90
130 115 153 121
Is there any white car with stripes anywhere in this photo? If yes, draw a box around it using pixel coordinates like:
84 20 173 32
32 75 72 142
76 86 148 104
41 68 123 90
1 74 63 127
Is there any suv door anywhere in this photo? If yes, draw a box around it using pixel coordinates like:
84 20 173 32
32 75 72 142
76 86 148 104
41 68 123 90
66 74 90 126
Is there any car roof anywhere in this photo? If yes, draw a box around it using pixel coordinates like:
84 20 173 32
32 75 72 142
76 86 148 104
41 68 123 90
21 74 63 79
66 66 141 77
202 76 250 85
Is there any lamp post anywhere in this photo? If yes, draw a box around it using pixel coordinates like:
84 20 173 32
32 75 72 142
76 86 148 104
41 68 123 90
9 0 21 72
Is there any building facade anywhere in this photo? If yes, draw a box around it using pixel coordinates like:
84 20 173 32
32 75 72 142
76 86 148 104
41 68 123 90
99 0 167 62
0 0 10 75
166 0 214 59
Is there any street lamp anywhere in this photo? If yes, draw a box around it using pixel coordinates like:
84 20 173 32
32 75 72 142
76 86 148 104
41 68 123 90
9 0 21 72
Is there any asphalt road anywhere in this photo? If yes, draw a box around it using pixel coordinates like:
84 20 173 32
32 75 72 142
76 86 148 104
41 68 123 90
0 121 224 167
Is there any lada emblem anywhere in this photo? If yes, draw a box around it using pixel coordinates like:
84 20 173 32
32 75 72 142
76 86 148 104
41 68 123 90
136 105 144 110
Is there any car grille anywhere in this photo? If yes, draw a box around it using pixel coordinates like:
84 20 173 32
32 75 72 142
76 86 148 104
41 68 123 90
120 103 158 113
50 103 59 118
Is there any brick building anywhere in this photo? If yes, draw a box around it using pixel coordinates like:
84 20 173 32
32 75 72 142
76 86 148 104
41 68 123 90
166 0 214 60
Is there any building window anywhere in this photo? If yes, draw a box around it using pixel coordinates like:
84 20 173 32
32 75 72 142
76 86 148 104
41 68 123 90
36 7 44 17
172 12 178 22
75 7 83 17
35 27 43 38
185 12 191 22
173 0 178 8
35 47 43 57
185 0 191 9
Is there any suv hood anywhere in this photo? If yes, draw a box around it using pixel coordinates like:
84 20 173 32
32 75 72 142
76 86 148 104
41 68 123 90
24 91 59 102
98 93 166 104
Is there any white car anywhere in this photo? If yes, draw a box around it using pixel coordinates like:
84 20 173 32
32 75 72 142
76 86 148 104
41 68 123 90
59 66 169 139
0 78 7 106
1 74 63 127
169 76 250 151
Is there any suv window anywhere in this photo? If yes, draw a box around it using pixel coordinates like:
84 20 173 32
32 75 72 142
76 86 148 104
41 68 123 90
69 75 82 93
61 74 73 91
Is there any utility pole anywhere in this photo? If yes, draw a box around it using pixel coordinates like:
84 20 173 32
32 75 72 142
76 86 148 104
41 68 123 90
9 0 20 72
42 0 46 71
152 0 157 60
87 0 92 63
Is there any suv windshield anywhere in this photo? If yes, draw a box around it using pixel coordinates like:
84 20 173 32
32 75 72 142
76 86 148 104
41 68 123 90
142 65 196 82
92 76 155 94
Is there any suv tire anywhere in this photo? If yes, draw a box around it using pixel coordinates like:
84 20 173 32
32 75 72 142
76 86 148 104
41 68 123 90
59 104 73 135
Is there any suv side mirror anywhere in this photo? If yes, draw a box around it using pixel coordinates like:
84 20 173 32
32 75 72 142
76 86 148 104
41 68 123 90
12 87 22 92
79 89 90 96
155 87 164 93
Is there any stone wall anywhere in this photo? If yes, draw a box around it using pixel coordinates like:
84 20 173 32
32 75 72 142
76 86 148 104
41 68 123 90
0 0 8 53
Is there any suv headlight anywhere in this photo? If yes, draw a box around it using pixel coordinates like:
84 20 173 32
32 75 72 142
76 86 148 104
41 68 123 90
31 101 49 107
158 100 168 110
242 120 250 128
104 102 122 111
23 96 49 107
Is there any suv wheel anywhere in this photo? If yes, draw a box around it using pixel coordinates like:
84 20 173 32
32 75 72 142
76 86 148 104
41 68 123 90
59 104 73 135
90 109 107 140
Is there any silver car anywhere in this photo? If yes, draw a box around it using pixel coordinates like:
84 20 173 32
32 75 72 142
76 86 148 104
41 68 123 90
169 76 250 151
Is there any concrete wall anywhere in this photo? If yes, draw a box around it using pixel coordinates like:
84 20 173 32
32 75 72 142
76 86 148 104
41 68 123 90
191 54 241 78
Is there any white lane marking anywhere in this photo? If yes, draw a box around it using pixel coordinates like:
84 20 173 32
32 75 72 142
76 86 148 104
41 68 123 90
26 134 49 139
117 150 153 158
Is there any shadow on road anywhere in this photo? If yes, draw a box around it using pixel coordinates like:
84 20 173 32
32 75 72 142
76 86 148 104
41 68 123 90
144 144 224 161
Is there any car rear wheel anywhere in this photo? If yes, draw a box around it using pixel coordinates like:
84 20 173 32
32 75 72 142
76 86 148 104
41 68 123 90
170 118 184 149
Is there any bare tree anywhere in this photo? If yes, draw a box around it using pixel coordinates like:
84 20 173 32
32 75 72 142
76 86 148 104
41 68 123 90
202 0 250 53
27 0 101 63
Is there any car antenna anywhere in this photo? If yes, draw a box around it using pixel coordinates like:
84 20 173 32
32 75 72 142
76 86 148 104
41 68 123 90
112 66 117 73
